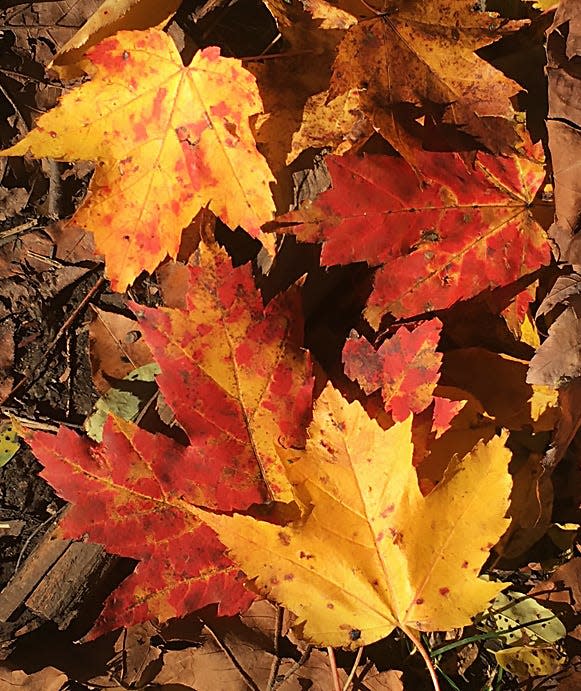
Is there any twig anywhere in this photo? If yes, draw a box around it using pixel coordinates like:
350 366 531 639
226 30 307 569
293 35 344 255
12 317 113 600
272 645 313 690
343 647 364 691
45 158 63 219
327 647 342 691
15 505 66 572
0 220 38 244
266 605 284 691
401 625 440 691
191 0 230 22
203 621 261 691
5 275 105 403
242 48 315 62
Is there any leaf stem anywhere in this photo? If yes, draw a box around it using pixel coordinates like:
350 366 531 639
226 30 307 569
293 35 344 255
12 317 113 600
343 647 364 691
327 646 342 691
401 626 441 691
429 616 556 658
266 605 284 691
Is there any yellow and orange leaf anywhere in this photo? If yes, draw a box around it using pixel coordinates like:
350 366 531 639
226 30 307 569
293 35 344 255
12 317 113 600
194 384 513 648
1 29 276 291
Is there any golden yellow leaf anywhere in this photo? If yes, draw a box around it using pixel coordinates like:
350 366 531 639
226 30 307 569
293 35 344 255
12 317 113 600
194 384 512 648
1 30 275 291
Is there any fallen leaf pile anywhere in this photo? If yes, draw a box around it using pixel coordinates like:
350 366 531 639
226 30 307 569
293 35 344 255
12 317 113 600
1 0 579 689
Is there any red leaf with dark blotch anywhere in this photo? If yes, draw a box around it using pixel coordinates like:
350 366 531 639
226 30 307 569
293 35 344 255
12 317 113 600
342 319 443 422
282 147 550 327
341 330 383 395
29 419 255 637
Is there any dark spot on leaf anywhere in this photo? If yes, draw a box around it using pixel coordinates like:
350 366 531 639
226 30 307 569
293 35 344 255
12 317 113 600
439 587 450 596
278 531 291 546
349 629 361 641
415 598 424 605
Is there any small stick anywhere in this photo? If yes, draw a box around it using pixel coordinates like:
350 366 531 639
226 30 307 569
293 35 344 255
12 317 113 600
266 605 284 691
203 621 261 691
343 646 364 691
327 646 342 691
272 645 313 690
5 275 105 402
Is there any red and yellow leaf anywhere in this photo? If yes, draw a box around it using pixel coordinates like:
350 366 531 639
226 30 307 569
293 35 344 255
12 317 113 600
281 146 550 328
132 242 313 504
24 241 312 635
0 29 275 290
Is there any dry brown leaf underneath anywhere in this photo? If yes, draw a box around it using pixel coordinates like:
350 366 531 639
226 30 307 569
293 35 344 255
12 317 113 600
89 307 153 394
0 667 68 690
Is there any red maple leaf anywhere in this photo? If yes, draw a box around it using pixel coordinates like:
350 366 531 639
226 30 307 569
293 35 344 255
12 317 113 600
281 145 550 328
342 319 443 422
26 243 312 637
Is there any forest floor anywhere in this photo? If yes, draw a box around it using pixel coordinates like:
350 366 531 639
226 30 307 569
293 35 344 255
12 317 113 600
0 1 580 690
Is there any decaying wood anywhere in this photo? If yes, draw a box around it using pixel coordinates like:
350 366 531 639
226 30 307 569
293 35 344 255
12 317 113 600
0 520 122 658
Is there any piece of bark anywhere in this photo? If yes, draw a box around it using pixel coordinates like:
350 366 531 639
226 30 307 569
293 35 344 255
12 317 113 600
0 533 69 622
26 541 115 629
0 520 125 639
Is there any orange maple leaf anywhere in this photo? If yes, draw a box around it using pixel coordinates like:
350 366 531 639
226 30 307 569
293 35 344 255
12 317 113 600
0 29 276 290
328 0 527 159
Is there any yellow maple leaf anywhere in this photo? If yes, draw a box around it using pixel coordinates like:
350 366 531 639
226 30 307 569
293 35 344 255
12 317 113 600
0 29 275 291
194 384 512 649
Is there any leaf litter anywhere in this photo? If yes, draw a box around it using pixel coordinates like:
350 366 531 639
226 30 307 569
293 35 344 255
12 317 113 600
0 1 579 690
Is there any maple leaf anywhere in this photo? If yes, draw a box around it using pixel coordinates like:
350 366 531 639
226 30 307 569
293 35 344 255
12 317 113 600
193 384 512 649
25 242 312 635
280 146 550 328
255 0 366 172
328 0 526 158
0 29 275 291
132 242 313 504
342 319 443 422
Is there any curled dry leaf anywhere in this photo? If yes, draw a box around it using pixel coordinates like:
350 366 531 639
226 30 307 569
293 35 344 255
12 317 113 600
0 29 276 291
50 0 182 78
194 384 513 649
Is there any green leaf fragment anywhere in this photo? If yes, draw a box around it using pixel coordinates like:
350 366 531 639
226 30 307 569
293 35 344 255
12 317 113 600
85 363 160 441
0 421 20 468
